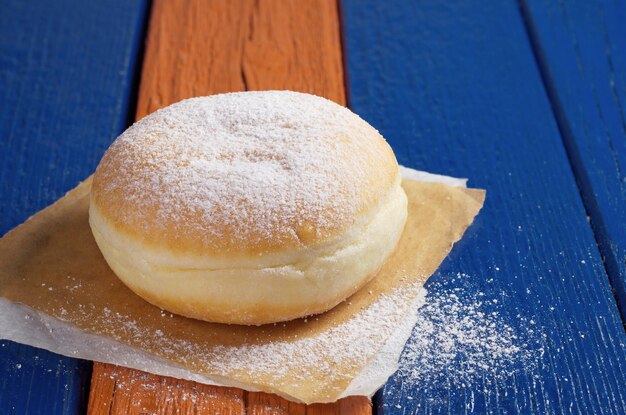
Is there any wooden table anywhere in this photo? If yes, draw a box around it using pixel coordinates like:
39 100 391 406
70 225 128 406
1 0 625 413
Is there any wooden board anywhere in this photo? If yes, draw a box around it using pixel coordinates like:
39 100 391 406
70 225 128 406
520 0 626 319
135 0 345 118
0 340 91 415
0 0 149 413
342 0 626 413
88 364 370 415
87 364 246 414
87 1 368 413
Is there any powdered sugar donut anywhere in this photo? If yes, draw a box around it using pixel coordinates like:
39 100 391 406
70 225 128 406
89 91 407 325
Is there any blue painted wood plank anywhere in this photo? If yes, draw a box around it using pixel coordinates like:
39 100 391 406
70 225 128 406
0 341 91 415
0 0 149 413
342 0 626 414
520 0 626 320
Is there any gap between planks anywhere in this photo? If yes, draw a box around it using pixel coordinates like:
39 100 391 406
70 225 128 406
87 1 368 414
518 0 626 323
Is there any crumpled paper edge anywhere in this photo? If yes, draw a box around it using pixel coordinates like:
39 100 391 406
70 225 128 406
399 166 467 188
0 166 468 402
340 166 467 397
339 289 427 398
0 297 261 392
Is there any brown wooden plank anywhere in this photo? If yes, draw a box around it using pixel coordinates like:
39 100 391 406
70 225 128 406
247 392 306 414
244 393 371 415
87 363 246 415
88 0 367 413
308 397 372 415
136 0 345 119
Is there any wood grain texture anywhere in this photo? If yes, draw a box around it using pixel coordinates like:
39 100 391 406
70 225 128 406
87 364 246 415
0 341 91 415
136 0 345 119
520 0 626 319
0 0 148 413
88 366 370 415
342 0 626 414
89 0 362 413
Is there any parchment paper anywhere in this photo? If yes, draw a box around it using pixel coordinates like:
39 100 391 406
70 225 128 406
0 168 484 404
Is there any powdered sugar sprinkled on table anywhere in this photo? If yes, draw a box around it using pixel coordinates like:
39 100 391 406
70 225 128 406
72 272 541 394
397 273 543 389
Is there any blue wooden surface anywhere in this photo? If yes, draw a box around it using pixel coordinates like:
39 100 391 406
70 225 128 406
343 0 626 414
2 0 626 413
0 341 91 415
520 0 626 319
0 0 149 413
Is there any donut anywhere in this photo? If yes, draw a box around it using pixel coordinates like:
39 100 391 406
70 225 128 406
89 91 407 325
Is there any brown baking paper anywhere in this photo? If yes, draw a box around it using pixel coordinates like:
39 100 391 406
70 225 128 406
0 174 484 404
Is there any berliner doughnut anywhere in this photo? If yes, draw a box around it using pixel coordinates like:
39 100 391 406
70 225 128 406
89 91 407 325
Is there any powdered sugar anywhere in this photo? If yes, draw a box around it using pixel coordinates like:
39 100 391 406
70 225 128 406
90 284 425 391
210 286 425 382
93 91 395 250
2 274 536 402
76 273 541 395
397 273 543 388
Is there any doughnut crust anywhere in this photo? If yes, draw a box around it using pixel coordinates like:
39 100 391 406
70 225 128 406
90 91 407 324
